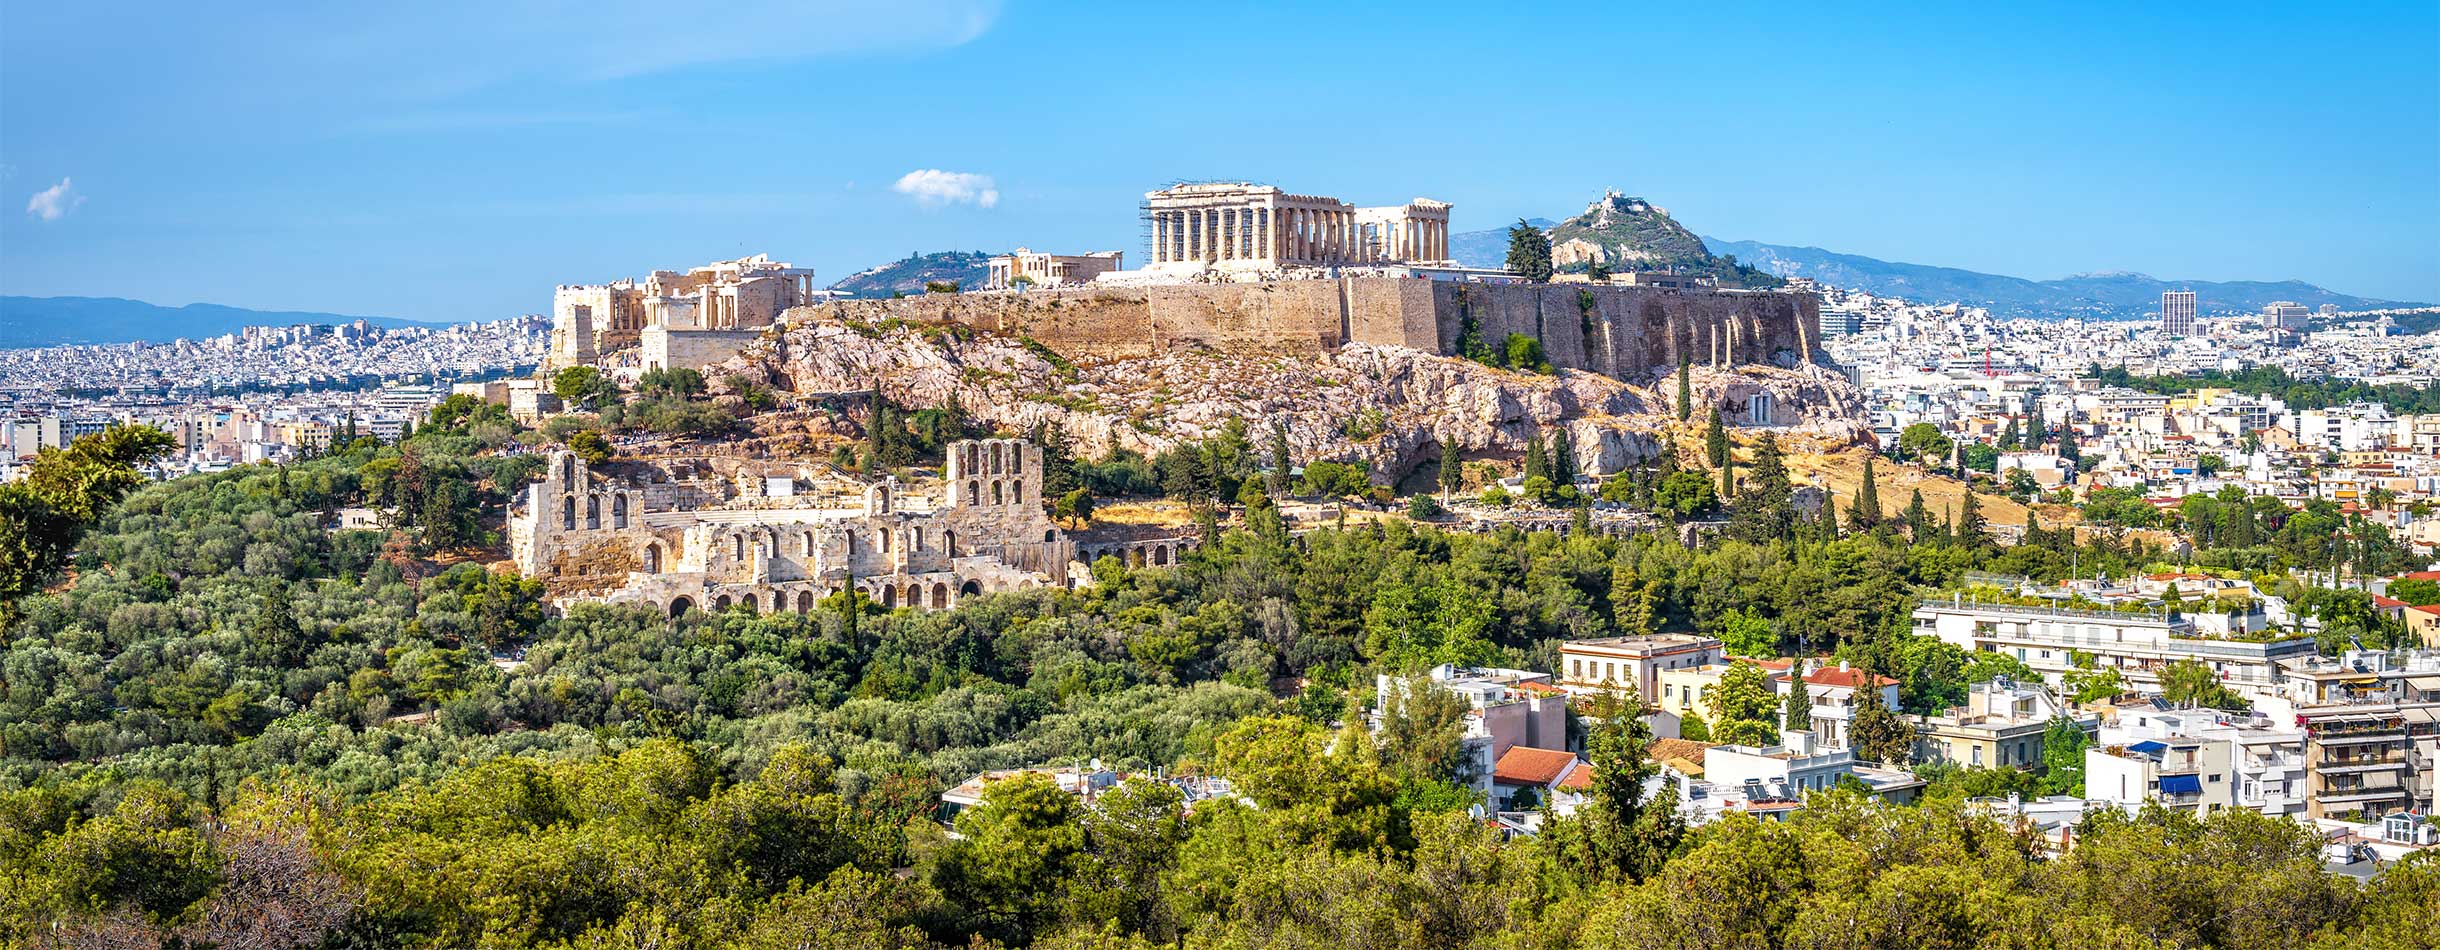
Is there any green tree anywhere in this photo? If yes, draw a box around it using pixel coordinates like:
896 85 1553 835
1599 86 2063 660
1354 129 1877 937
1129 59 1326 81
1676 358 1693 422
1570 690 1684 883
2387 578 2440 606
1730 433 1794 543
1849 665 1915 765
1783 674 1812 732
2038 716 2092 796
1715 607 1776 658
2159 659 2245 710
1436 437 1462 498
1504 219 1552 282
1897 423 1953 465
1 424 177 616
1705 408 1730 469
1849 456 1883 532
1704 663 1782 747
931 772 1085 945
568 429 613 465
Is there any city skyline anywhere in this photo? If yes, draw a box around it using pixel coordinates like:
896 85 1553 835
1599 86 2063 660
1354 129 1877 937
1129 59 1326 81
3 1 2437 324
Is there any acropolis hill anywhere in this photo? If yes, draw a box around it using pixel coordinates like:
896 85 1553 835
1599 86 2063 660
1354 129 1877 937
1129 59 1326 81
546 183 1826 383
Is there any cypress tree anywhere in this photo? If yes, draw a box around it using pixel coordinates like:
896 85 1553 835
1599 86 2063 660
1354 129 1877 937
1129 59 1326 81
1438 434 1463 498
1524 431 1550 484
1270 419 1292 495
1784 674 1812 731
1850 457 1882 532
1705 407 1729 469
1551 427 1577 487
1675 359 1692 422
1719 452 1735 501
2027 401 2047 448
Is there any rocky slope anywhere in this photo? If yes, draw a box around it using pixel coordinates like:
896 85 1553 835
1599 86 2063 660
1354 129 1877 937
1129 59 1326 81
710 313 1868 484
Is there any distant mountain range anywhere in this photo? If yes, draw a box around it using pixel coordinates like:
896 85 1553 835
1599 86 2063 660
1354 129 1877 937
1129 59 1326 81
0 296 433 347
1445 216 2423 318
827 251 997 298
1702 239 2424 318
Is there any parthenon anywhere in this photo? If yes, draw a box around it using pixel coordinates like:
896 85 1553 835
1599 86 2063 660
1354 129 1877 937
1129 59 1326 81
1142 183 1450 269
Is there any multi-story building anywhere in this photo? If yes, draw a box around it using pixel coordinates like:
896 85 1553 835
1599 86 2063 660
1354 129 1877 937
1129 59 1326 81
1775 661 1900 750
2161 290 2196 337
1911 597 2318 702
2087 736 2234 813
1911 680 2099 771
1558 634 1725 702
984 248 1125 290
1376 664 1569 797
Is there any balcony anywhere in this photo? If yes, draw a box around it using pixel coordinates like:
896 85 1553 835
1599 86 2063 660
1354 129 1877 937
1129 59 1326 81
2318 760 2408 776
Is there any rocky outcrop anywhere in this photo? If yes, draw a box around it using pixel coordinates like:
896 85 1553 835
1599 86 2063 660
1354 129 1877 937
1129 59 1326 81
711 315 1868 486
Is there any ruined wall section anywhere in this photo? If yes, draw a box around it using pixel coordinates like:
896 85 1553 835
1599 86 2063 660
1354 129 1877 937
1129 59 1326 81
793 277 1818 379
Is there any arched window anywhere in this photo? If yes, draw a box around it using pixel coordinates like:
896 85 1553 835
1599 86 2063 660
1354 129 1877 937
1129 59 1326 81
562 495 576 530
932 583 948 609
803 532 816 557
960 580 982 598
967 481 980 506
1153 546 1168 566
990 443 1005 474
669 596 694 617
881 586 896 608
734 535 745 561
912 528 923 550
642 543 661 573
561 455 575 483
879 529 891 553
943 530 957 558
1043 530 1057 543
1011 450 1022 475
715 594 732 610
612 495 628 529
585 496 601 530
991 481 1003 506
742 592 758 613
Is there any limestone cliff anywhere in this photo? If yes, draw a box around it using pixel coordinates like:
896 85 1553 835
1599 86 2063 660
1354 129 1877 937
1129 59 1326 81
710 314 1866 486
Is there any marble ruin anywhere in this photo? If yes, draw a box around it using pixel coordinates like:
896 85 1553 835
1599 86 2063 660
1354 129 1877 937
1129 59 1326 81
506 438 1166 614
547 254 820 372
985 248 1125 290
1140 182 1451 272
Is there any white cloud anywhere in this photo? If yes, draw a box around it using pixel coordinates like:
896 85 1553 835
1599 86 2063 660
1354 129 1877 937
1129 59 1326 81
25 177 81 222
893 169 999 209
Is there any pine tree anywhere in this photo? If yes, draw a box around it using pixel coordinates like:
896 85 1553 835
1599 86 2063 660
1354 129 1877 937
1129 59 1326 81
1903 489 1933 541
1848 664 1913 765
1849 457 1882 532
1704 408 1729 469
1957 490 1989 550
1731 433 1794 542
1783 674 1812 731
1550 427 1577 488
1505 219 1553 282
1675 359 1692 422
1999 418 2020 450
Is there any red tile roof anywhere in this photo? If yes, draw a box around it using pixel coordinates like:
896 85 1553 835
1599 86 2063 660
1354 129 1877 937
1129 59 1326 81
2373 594 2408 608
1492 746 1580 787
1805 667 1899 690
1556 765 1596 791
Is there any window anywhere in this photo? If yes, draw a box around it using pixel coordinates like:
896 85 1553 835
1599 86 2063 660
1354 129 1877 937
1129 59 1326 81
1972 746 1983 766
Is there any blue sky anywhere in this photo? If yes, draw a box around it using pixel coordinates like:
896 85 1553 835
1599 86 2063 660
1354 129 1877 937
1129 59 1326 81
3 1 2435 322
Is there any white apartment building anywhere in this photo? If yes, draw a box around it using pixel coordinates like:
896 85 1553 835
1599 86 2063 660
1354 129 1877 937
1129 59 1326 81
1911 597 2319 703
1557 634 1725 703
2087 736 2235 814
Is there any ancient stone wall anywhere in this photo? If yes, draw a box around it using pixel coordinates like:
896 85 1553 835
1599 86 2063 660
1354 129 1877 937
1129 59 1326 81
794 277 1819 379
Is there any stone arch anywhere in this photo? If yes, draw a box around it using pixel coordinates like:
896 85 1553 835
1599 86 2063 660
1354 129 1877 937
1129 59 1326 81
561 495 576 530
905 583 921 607
1153 546 1168 566
612 494 629 529
733 534 746 562
912 527 924 551
741 592 758 613
992 481 1004 506
643 543 662 573
715 594 733 610
844 530 857 558
1011 480 1025 505
943 530 958 558
881 586 896 608
967 480 980 506
879 529 892 554
797 590 815 614
931 583 948 609
803 532 816 557
585 495 601 530
669 596 694 617
561 455 576 483
1044 530 1057 543
960 579 982 598
990 442 1005 474
1011 449 1023 475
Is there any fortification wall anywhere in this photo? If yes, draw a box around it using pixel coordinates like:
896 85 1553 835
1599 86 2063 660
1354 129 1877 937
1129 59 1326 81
793 277 1818 378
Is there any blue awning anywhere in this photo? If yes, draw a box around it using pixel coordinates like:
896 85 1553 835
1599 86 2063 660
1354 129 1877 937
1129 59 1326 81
2159 773 2202 795
2128 740 2168 755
